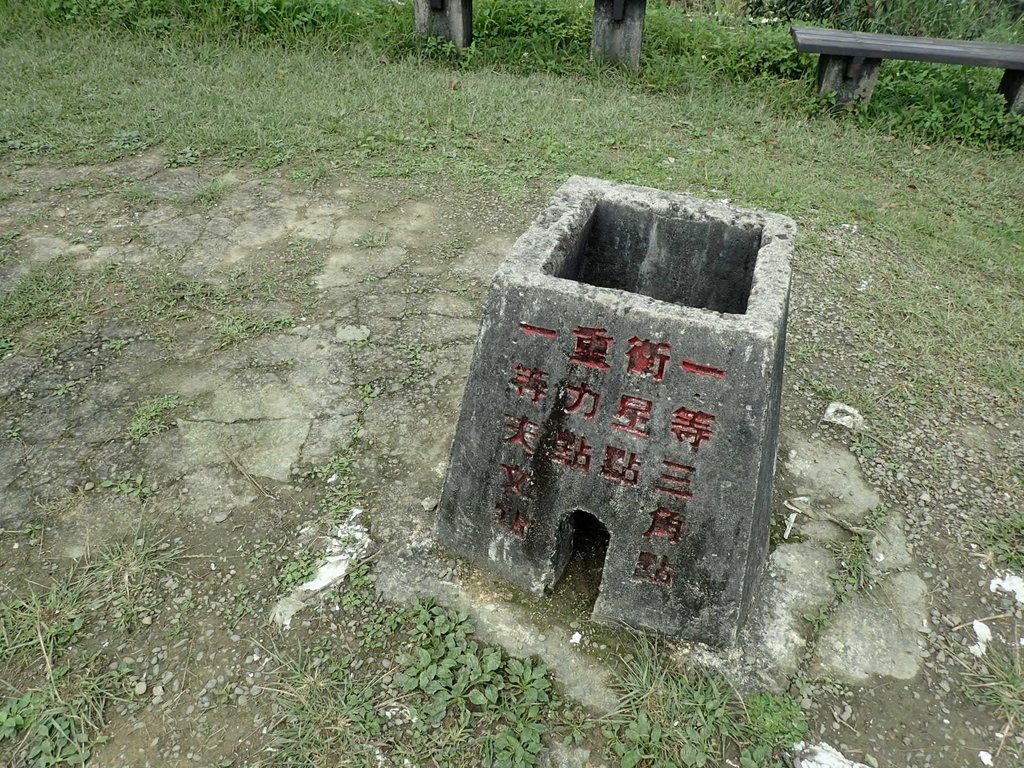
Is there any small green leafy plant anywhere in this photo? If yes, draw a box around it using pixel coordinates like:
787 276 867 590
100 474 154 500
126 394 181 442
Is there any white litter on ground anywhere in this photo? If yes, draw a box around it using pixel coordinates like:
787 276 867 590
978 750 994 766
822 402 865 431
569 631 582 645
786 741 868 768
270 509 374 628
969 620 992 657
990 572 1024 604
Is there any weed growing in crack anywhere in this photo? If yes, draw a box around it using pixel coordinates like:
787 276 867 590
863 504 890 530
802 605 832 637
827 534 873 600
285 165 328 184
354 229 390 249
357 382 381 406
103 337 131 351
213 312 295 348
165 147 199 167
193 179 229 209
126 394 182 442
960 641 1024 735
310 448 365 524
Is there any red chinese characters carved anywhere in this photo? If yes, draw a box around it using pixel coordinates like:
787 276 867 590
568 327 613 371
611 395 653 438
633 551 673 586
550 431 592 473
519 322 557 339
503 415 541 455
656 460 695 499
680 358 727 378
643 506 685 544
495 502 529 539
626 337 671 382
510 363 548 403
499 463 531 496
600 445 641 486
670 406 715 450
563 382 600 420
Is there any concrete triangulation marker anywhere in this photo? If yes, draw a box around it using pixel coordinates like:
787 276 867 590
437 176 795 646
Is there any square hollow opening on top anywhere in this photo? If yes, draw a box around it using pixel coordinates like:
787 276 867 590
552 200 763 314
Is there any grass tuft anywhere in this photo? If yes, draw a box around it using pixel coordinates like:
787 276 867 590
126 394 182 442
603 637 807 767
979 514 1024 571
961 642 1024 729
0 530 182 766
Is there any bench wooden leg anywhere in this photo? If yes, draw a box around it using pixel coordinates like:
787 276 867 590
816 54 882 106
592 0 647 71
998 69 1024 114
414 0 473 51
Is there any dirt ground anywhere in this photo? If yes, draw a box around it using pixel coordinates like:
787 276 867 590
1 154 1022 768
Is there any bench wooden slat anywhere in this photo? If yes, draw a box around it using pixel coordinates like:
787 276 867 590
792 26 1024 70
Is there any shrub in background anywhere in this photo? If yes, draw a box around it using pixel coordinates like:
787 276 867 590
745 0 1024 41
21 0 1024 149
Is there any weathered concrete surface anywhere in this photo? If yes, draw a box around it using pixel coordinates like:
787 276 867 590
728 432 924 689
437 176 795 646
2 153 1019 768
592 0 647 71
740 542 836 689
782 435 882 537
810 571 929 682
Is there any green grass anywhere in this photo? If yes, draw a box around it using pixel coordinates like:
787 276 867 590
602 638 807 767
0 530 183 767
1 7 1020 411
264 571 805 768
126 394 182 442
212 311 295 347
0 259 100 356
960 641 1024 733
827 534 873 600
979 514 1024 571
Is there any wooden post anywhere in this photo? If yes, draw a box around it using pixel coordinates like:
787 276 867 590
414 0 473 51
998 69 1024 113
816 54 883 106
592 0 647 71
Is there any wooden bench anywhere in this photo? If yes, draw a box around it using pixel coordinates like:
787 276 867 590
415 0 648 70
791 26 1024 114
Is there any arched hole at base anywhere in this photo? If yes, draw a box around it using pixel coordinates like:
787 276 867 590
547 510 611 621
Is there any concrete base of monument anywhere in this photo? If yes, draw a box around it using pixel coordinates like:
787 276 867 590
375 427 929 712
687 430 928 691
